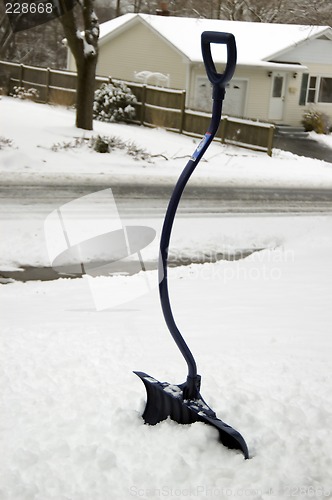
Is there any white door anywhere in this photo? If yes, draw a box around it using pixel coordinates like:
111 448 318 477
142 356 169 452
195 77 247 116
195 76 212 111
269 72 286 121
223 80 247 117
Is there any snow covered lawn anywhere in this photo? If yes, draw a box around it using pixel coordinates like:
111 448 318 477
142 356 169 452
1 98 332 499
1 96 332 190
308 130 332 150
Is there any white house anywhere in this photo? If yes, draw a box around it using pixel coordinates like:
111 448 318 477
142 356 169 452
67 14 332 126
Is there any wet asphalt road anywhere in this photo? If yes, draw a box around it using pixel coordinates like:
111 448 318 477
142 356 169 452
1 182 332 214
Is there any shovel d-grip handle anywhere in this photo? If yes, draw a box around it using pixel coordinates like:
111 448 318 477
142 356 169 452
201 31 237 100
159 32 237 400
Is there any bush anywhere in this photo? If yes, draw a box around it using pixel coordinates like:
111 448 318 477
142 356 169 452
93 80 137 123
301 109 330 134
0 136 14 150
90 134 151 161
91 135 110 153
10 86 40 101
51 134 153 162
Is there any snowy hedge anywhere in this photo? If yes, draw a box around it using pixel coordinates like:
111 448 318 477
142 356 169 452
93 80 137 123
10 86 39 101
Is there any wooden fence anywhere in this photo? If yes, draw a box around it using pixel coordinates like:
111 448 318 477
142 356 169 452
0 60 275 155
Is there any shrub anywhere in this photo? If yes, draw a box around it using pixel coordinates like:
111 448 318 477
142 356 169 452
51 134 152 161
0 136 14 150
301 109 330 134
50 137 87 152
93 80 137 123
91 135 110 153
10 86 40 101
90 134 151 160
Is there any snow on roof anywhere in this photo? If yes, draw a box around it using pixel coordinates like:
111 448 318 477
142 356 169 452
99 13 331 66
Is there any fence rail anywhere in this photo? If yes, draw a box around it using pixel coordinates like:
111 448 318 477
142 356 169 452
0 60 274 155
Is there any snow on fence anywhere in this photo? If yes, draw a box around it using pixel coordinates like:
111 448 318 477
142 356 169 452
0 61 274 155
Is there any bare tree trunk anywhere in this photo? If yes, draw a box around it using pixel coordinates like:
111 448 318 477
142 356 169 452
0 28 14 56
116 0 121 17
75 53 98 129
59 0 99 130
0 13 17 56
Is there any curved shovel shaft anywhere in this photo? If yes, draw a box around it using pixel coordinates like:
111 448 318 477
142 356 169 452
159 32 237 392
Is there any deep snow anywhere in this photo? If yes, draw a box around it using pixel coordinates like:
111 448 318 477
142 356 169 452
1 98 332 499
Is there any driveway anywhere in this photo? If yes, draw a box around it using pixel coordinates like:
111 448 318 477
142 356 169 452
273 134 332 163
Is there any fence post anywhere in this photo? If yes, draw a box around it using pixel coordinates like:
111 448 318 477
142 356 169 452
267 125 275 156
45 68 50 103
140 84 146 125
219 117 228 143
19 64 24 87
179 90 186 134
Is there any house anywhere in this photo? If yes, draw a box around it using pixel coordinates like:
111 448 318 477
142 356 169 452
67 14 332 126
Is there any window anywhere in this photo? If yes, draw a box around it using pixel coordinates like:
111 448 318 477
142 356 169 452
299 73 308 105
272 76 283 98
318 77 332 103
302 75 332 104
307 76 317 103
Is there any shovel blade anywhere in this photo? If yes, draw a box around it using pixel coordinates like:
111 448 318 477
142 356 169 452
135 371 249 459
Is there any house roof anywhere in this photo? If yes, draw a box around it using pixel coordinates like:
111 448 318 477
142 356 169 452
99 14 332 69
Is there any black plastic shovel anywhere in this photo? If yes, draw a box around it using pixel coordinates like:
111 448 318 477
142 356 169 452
135 31 249 459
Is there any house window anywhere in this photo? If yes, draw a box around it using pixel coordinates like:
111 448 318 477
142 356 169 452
272 76 283 98
318 77 332 103
302 75 332 104
299 73 308 105
307 76 317 103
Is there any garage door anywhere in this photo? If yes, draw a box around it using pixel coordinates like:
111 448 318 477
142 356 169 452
195 77 247 117
223 80 247 117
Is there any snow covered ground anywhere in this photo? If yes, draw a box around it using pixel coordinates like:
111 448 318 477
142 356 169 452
1 98 332 499
308 131 332 150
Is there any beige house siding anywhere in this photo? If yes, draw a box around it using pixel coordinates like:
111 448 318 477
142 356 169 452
275 39 332 65
67 21 188 89
97 21 187 89
281 63 332 125
275 40 332 125
238 67 270 121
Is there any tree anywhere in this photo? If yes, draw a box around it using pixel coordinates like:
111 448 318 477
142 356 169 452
0 5 14 56
59 0 99 130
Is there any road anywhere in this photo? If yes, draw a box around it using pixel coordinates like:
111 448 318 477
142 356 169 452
1 181 332 216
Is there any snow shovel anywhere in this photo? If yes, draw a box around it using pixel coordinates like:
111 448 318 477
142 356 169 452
135 31 249 459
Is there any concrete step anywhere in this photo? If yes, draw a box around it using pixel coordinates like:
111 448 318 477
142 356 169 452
275 125 309 138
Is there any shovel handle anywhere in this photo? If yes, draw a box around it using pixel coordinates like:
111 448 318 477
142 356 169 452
159 32 237 397
201 31 237 97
